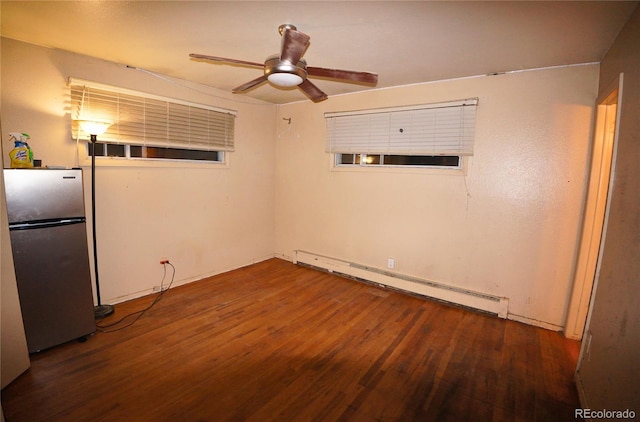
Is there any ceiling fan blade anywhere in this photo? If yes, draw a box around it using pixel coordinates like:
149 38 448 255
189 53 264 69
232 75 269 93
307 66 378 85
280 28 310 64
298 79 328 102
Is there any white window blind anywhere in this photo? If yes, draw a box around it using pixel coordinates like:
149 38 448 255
69 78 236 151
325 98 478 155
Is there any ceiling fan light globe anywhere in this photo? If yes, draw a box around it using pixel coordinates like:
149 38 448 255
268 73 303 87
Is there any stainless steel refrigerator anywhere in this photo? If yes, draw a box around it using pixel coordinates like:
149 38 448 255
4 168 96 352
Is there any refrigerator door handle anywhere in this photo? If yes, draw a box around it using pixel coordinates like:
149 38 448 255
9 218 86 231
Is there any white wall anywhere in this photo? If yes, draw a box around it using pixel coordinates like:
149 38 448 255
576 6 640 410
1 38 277 304
275 65 599 328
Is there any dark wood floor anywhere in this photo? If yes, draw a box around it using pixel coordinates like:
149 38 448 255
2 258 582 421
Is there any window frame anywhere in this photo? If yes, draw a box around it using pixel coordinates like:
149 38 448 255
78 142 231 170
335 153 462 169
330 154 469 176
87 141 226 164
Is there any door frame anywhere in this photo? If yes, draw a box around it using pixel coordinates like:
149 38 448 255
564 73 623 340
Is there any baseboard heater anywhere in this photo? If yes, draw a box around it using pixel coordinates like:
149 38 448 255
294 250 509 318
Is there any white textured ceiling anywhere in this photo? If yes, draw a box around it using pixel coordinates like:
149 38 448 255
1 1 637 104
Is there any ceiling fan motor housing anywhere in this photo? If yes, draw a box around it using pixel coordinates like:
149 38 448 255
265 54 307 86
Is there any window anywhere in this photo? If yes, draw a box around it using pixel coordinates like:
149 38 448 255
89 143 223 162
326 99 477 169
69 78 236 164
336 154 460 168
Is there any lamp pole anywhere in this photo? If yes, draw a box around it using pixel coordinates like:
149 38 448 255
89 133 114 319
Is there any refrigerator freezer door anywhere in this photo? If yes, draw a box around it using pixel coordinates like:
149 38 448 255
4 169 86 223
10 222 96 352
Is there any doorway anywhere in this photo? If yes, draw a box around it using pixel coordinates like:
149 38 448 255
564 75 623 340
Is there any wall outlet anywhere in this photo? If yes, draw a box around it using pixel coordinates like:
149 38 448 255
387 258 395 269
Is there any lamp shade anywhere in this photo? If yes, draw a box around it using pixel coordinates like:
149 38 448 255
77 120 112 136
268 73 303 87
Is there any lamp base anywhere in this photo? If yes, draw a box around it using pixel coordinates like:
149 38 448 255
94 304 114 319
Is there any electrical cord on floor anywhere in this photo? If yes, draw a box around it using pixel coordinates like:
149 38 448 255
96 262 176 333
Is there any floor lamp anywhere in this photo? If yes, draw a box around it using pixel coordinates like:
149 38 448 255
78 120 114 319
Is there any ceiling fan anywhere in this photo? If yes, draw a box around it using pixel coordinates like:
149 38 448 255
190 24 378 102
